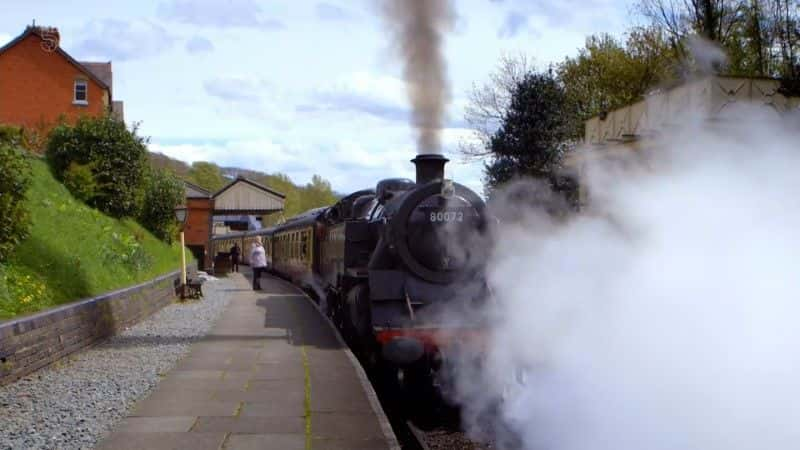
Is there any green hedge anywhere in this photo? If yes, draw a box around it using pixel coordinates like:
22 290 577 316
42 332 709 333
0 143 31 261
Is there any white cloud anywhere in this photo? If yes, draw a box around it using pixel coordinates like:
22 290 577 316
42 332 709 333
158 0 284 29
203 75 271 102
0 33 11 47
315 2 357 21
185 36 214 53
71 19 176 61
306 71 409 121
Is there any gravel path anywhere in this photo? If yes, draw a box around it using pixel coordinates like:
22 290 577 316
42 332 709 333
0 275 233 450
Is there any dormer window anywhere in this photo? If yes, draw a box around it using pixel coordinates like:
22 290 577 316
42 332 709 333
73 79 88 105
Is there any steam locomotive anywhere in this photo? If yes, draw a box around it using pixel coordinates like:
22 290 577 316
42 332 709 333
212 154 489 381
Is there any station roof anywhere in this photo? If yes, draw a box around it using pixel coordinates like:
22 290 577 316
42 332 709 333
212 176 285 215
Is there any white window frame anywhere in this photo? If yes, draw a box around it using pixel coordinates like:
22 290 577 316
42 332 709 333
73 79 88 105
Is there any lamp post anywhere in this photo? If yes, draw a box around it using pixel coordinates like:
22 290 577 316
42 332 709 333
174 205 188 290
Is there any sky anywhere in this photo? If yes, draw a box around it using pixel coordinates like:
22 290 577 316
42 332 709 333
0 0 631 195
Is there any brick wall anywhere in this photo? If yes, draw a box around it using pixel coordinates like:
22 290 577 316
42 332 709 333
0 33 108 129
185 198 213 269
0 266 195 385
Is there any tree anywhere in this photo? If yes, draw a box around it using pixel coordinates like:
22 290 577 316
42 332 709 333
637 0 800 78
484 70 576 191
637 0 746 46
298 175 338 212
768 0 799 78
47 116 148 218
461 53 533 158
188 161 226 192
558 28 678 137
138 168 184 242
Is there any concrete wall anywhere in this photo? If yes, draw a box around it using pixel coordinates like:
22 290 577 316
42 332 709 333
0 266 194 385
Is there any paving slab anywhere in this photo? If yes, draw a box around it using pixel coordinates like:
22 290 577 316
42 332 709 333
96 432 225 450
191 416 306 434
132 398 239 417
153 377 248 393
113 416 197 433
99 271 397 450
224 433 306 450
239 399 306 417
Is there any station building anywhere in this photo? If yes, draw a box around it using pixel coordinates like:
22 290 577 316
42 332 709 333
181 177 285 270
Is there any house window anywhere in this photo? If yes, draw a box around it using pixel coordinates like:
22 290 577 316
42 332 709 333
74 80 88 105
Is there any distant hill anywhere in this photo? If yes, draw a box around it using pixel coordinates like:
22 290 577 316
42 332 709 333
148 152 340 225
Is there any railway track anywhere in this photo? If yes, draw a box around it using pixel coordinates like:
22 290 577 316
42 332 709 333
403 419 495 450
364 365 494 450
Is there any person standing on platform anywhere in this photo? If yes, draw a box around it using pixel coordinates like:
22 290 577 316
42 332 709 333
250 237 267 290
229 243 241 272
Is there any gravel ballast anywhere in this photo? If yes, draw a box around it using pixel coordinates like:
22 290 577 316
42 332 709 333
0 275 233 450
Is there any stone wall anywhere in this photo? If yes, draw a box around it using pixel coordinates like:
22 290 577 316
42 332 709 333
0 266 195 385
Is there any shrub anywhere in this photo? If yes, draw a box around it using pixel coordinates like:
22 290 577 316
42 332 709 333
0 124 22 147
101 231 153 272
0 143 31 261
20 118 54 155
139 168 184 242
46 115 147 218
63 162 97 202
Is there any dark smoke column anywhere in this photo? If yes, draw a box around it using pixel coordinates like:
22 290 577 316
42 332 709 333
382 0 454 154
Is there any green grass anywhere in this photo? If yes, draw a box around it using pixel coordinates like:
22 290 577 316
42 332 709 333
0 158 191 320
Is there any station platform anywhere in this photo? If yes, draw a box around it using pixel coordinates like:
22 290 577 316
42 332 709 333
98 271 398 450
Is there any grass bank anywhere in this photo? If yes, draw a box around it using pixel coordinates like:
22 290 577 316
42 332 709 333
0 158 190 320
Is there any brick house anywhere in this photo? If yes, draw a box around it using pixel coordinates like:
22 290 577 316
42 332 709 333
0 25 124 130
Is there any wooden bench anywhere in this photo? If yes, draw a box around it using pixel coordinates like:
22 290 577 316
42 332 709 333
174 277 204 300
185 278 204 299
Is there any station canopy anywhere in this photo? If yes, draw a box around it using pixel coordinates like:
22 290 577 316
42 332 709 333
212 176 285 215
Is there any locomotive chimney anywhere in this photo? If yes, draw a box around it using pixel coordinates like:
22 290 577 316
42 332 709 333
412 153 449 184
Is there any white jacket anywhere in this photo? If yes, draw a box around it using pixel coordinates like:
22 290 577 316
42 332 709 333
250 244 267 268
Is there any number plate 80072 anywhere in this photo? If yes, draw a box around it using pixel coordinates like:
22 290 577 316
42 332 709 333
429 210 464 222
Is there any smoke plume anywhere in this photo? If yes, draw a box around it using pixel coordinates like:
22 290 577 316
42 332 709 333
382 0 454 153
450 104 800 450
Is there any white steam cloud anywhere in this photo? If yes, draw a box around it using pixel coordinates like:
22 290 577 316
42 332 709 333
455 105 800 450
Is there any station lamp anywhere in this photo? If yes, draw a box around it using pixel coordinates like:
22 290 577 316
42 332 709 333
174 205 188 226
173 204 189 294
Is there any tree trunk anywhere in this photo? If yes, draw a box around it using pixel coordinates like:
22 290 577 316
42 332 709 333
702 0 718 40
752 0 766 75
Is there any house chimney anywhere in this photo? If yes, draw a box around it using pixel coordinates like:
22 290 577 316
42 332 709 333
411 153 448 185
29 24 60 50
